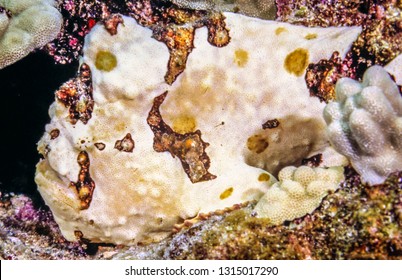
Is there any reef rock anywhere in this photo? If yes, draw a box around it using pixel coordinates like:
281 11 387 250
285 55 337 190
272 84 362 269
35 13 361 245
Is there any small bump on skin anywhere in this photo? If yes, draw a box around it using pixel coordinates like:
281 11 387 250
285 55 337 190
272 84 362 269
94 142 106 151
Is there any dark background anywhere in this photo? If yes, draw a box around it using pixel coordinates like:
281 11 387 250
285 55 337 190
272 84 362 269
0 52 78 203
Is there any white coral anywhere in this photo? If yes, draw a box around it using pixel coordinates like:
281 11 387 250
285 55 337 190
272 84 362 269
324 65 402 185
0 0 62 69
253 166 344 224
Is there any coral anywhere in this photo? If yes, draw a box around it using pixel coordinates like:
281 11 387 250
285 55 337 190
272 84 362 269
324 65 402 185
384 53 402 86
276 0 369 27
0 0 62 69
253 165 344 224
44 0 128 64
169 0 276 19
35 13 360 245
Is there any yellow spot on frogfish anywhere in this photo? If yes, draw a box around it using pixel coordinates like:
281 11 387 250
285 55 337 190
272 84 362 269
172 115 197 134
258 173 271 182
220 187 234 200
95 50 117 72
275 27 288 35
284 48 310 76
234 49 249 67
305 33 317 40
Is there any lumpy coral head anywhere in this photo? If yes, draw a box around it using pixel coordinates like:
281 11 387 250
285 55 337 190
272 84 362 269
35 13 360 245
254 165 345 224
324 65 402 185
0 0 62 69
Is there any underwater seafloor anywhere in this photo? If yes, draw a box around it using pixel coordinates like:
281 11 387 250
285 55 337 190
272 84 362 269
0 0 401 259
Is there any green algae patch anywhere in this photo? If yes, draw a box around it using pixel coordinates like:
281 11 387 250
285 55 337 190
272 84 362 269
284 48 309 76
95 50 117 72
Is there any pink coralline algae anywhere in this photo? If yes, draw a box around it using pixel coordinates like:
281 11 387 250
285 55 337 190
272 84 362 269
46 1 230 85
45 0 128 64
0 193 87 260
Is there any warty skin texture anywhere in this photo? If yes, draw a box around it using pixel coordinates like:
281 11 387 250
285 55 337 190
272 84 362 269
35 13 361 245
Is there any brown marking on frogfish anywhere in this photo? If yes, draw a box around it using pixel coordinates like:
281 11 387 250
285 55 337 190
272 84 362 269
114 133 135 152
206 12 230 48
147 92 216 183
56 63 94 124
50 129 60 139
70 151 95 210
102 14 124 35
153 25 196 85
94 142 106 151
150 8 230 85
262 119 280 129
